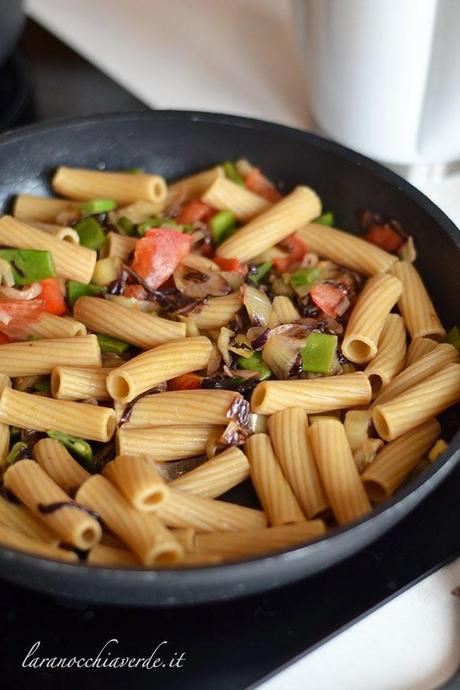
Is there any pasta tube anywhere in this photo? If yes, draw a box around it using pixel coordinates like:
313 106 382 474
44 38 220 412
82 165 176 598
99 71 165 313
157 489 267 532
271 295 301 324
29 221 80 243
4 460 101 550
245 434 305 526
76 475 183 565
33 438 90 493
123 389 243 428
202 177 271 221
117 425 220 462
51 366 112 401
27 314 87 339
103 454 170 511
217 186 321 261
342 274 402 363
107 336 213 403
170 446 250 498
362 419 441 502
13 194 79 223
52 167 167 206
391 261 445 340
0 496 60 545
195 521 326 559
0 524 78 563
0 216 96 283
308 419 371 525
251 371 371 415
373 343 459 406
0 387 117 442
166 165 224 209
267 408 328 518
372 363 460 441
102 232 137 261
0 335 101 376
171 528 196 552
0 423 9 468
188 293 242 329
364 314 407 396
405 336 438 367
87 543 140 567
73 296 185 350
296 223 397 276
343 410 370 451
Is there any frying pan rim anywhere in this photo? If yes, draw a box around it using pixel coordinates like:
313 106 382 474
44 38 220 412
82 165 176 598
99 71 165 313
0 109 458 585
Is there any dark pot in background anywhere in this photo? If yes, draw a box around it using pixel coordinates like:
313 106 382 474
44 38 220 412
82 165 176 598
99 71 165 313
0 0 24 66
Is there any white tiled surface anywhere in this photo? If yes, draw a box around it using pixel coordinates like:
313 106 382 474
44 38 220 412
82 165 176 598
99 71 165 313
24 2 460 688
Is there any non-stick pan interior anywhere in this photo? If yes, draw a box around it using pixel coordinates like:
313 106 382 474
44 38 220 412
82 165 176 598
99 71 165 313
0 111 458 606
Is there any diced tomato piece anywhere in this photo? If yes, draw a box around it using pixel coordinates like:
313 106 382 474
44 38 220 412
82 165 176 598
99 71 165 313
213 257 246 275
364 224 404 252
168 374 203 391
310 283 346 317
0 333 10 344
0 299 44 340
122 284 148 300
272 234 308 272
130 228 192 290
245 168 282 203
176 200 214 224
39 278 66 315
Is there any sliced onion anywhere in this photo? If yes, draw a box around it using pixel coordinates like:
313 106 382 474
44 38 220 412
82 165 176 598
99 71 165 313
207 344 222 376
153 456 208 481
227 368 259 380
353 438 384 473
248 413 268 434
105 294 158 313
0 259 14 287
217 326 234 366
335 295 350 317
219 420 251 446
262 324 310 379
399 236 417 263
112 200 162 224
0 307 11 325
235 158 254 178
174 254 231 299
228 334 253 359
220 270 244 291
242 284 272 327
319 316 344 335
247 326 270 350
0 282 42 301
300 252 319 268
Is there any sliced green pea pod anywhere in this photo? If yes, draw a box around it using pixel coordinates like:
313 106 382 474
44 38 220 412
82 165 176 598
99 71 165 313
96 333 130 355
210 210 237 244
6 442 30 467
79 199 117 214
302 333 338 374
223 161 244 186
74 217 106 250
446 326 460 352
47 430 93 468
237 351 271 380
0 249 56 285
67 280 105 307
315 212 335 226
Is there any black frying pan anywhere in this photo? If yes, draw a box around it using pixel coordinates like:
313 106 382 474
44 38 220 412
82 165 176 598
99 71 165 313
0 111 458 607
